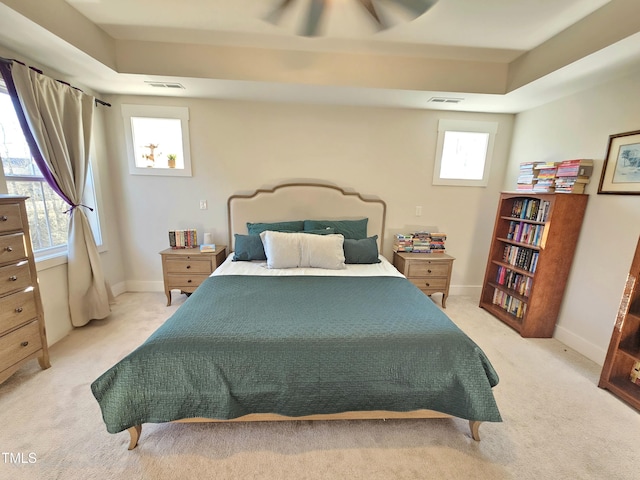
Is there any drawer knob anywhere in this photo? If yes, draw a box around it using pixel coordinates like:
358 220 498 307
20 341 29 347
187 279 192 283
425 282 430 287
15 307 23 313
427 269 432 274
0 215 7 222
5 246 13 252
186 265 191 269
9 275 18 281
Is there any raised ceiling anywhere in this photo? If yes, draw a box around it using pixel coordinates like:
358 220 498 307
1 0 640 112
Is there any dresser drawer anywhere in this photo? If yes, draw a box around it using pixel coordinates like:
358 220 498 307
0 289 37 334
407 262 450 278
0 203 23 233
0 262 32 296
166 273 210 288
0 233 27 264
165 257 212 274
0 320 42 372
408 277 448 291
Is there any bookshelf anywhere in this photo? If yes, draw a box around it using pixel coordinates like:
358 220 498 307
479 192 588 338
598 236 640 410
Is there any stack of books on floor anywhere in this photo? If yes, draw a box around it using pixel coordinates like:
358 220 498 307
532 162 558 192
393 232 447 253
169 229 198 248
554 159 594 193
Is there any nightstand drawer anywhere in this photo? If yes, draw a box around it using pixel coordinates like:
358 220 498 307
407 262 450 277
408 277 448 290
0 320 42 372
166 273 210 288
0 203 23 234
165 257 212 274
0 289 37 334
0 233 26 264
0 262 32 296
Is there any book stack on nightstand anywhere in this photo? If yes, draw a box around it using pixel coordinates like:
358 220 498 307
393 232 446 253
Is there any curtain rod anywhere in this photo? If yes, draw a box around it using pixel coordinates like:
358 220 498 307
0 56 111 108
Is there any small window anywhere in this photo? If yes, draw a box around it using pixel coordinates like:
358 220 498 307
122 105 192 176
432 120 498 187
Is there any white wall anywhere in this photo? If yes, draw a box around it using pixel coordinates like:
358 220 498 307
104 96 514 296
506 69 640 364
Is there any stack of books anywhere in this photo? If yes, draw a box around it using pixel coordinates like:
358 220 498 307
554 159 594 193
532 162 558 192
516 162 540 191
392 232 447 253
169 229 198 248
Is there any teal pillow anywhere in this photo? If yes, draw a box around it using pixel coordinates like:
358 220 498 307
304 219 367 240
247 220 304 235
303 227 336 235
344 236 381 264
233 234 266 261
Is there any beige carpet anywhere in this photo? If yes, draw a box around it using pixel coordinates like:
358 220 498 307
0 292 638 480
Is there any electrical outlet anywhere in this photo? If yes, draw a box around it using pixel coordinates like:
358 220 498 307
199 200 208 210
415 206 422 217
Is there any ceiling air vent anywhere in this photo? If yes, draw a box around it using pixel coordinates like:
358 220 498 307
428 97 463 104
145 81 185 89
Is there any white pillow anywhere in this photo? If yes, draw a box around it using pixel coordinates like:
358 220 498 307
260 231 346 270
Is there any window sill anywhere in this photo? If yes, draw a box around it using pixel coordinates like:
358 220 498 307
35 244 107 272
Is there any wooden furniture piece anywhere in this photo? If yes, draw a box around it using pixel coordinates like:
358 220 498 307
479 192 588 338
393 252 455 308
0 195 50 385
160 246 227 306
599 236 640 410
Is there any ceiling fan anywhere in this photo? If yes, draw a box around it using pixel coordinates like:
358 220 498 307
265 0 439 37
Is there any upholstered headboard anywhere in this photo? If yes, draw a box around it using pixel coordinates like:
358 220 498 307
228 183 386 251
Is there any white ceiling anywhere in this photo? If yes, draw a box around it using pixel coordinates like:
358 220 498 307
1 0 640 113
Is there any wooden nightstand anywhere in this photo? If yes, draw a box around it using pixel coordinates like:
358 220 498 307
160 246 227 306
393 252 455 308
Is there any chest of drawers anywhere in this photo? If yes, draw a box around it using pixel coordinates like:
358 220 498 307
160 246 227 305
0 195 50 385
393 252 455 308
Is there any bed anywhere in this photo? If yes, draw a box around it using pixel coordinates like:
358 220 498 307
91 182 501 449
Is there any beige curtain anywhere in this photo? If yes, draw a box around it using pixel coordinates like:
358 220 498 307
11 62 113 327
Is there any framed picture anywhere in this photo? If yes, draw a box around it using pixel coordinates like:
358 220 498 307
598 130 640 194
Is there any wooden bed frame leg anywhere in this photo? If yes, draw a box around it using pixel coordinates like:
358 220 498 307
127 425 142 450
469 420 481 441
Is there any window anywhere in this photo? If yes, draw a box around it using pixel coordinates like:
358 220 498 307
432 119 498 187
0 82 102 260
122 104 192 176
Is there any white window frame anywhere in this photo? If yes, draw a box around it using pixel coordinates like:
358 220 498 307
122 104 192 177
0 81 105 268
432 119 499 187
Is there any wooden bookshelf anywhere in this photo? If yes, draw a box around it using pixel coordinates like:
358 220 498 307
599 237 640 410
479 192 588 338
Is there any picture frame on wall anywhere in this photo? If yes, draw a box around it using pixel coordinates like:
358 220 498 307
598 129 640 195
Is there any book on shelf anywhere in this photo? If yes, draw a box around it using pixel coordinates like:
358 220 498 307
200 244 216 253
631 361 640 386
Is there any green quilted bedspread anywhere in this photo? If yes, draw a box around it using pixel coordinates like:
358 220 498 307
92 275 501 433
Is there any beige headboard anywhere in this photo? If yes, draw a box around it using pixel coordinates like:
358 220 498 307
228 183 386 251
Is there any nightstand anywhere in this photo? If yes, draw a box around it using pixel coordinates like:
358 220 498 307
393 252 455 308
160 246 227 306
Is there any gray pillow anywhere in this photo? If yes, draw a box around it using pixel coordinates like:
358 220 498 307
343 236 381 264
303 218 367 240
233 234 266 261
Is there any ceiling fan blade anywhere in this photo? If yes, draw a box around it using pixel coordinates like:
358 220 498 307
357 0 392 30
264 0 296 24
387 0 439 17
301 0 327 36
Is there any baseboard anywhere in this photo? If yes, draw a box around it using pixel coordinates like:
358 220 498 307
554 325 607 366
110 281 127 297
125 280 165 292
